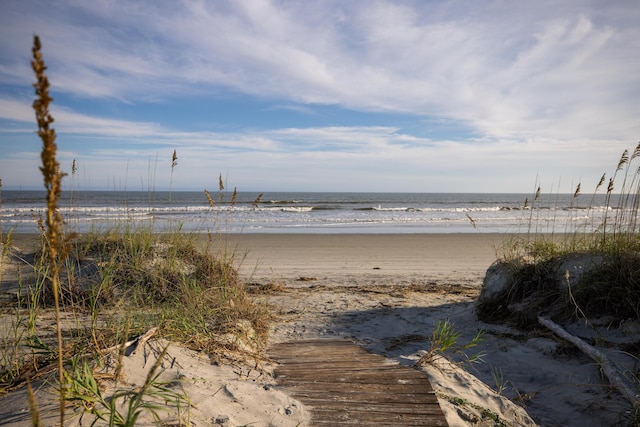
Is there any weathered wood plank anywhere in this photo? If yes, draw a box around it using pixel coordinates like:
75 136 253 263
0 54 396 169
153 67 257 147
283 392 439 405
269 339 448 426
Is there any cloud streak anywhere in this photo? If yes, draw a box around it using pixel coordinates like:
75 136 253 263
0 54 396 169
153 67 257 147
0 0 638 191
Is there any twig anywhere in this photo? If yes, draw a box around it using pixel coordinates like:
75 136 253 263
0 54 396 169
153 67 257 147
100 327 159 356
132 327 158 355
538 316 639 407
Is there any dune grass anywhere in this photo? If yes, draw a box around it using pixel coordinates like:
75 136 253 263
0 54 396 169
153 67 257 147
0 35 270 425
483 143 640 325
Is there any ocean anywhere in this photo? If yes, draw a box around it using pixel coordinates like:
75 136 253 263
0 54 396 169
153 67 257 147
0 190 620 234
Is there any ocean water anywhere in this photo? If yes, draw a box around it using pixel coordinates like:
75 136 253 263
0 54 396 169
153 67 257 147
0 190 620 234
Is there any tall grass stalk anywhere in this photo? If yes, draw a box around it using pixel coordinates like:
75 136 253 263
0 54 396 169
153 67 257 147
491 143 640 325
8 35 269 425
169 149 177 204
0 178 3 237
31 34 68 425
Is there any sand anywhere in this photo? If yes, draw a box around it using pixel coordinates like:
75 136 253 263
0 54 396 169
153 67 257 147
1 233 637 426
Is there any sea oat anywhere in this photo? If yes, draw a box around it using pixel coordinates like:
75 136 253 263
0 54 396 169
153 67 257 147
617 149 629 171
204 189 215 208
631 141 640 161
466 213 477 229
231 187 238 206
573 183 581 198
596 174 606 191
169 149 178 205
32 34 67 425
252 193 263 208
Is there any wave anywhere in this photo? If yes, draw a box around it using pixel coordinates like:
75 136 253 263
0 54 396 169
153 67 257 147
372 205 410 211
259 206 313 213
266 200 303 204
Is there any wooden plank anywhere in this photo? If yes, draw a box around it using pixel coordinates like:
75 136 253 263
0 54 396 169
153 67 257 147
283 382 437 394
269 339 448 426
310 409 448 426
283 391 439 405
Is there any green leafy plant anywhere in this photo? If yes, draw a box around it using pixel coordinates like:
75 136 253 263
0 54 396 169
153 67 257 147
65 347 191 426
10 35 269 426
415 319 485 366
490 366 508 396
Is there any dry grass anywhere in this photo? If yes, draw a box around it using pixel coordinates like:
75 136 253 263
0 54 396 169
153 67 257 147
0 35 271 425
31 34 69 425
487 143 640 326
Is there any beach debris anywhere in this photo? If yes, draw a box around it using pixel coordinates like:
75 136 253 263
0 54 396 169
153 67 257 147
99 327 158 355
213 414 234 426
538 316 639 408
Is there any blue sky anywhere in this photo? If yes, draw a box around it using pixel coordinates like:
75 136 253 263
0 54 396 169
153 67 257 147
1 0 639 193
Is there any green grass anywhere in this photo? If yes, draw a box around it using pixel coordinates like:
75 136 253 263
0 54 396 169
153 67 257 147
482 144 640 326
0 35 270 425
415 319 485 366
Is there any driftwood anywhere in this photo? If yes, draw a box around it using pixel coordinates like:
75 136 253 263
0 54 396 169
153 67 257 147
538 316 639 407
99 327 159 356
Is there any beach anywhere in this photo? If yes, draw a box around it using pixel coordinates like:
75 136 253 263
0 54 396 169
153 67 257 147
222 233 501 283
222 233 634 426
1 232 636 426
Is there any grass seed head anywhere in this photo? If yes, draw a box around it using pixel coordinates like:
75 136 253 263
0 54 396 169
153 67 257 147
631 141 640 161
252 193 263 208
231 187 237 206
204 189 215 208
596 173 606 191
617 149 629 171
171 149 178 170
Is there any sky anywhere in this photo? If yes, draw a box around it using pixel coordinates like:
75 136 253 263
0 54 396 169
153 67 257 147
0 0 639 193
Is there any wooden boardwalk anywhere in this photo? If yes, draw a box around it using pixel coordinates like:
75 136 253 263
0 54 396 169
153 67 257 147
269 339 448 426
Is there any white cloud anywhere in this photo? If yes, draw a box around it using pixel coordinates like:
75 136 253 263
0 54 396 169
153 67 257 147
1 0 639 191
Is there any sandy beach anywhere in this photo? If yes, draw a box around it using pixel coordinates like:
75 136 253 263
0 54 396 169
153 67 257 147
222 233 635 426
220 233 501 283
1 232 636 426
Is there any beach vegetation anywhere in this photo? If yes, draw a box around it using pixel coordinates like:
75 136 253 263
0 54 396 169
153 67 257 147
475 146 640 423
64 347 190 427
490 366 508 396
415 319 485 366
0 35 270 425
479 143 640 327
436 392 507 427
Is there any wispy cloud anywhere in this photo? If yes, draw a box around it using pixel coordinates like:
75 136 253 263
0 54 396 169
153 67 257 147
0 0 638 191
0 101 629 192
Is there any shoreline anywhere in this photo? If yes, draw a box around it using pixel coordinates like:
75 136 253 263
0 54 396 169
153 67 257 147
215 233 501 282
